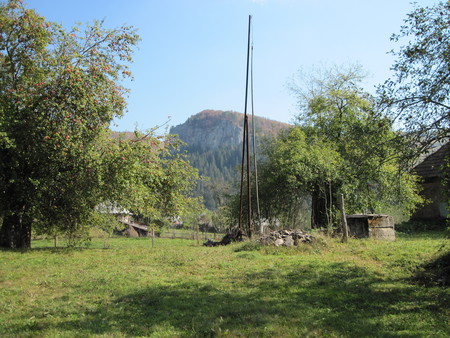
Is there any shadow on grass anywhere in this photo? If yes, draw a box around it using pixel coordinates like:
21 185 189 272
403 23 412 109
7 262 450 337
0 246 95 255
413 249 450 287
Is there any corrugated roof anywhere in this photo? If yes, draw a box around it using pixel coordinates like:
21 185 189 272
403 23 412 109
414 142 450 178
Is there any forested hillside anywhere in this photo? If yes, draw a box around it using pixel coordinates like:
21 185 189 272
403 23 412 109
170 110 290 209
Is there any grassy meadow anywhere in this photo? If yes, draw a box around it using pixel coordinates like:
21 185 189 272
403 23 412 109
0 232 449 337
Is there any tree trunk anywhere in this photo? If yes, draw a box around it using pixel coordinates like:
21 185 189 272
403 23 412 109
0 213 32 249
340 193 349 243
311 184 338 229
311 189 328 228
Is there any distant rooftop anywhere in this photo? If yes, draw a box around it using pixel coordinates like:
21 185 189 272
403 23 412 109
414 142 450 178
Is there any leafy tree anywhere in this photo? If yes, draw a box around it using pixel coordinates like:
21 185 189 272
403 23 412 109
211 205 233 233
0 0 139 248
258 127 340 229
0 0 199 248
102 132 200 223
378 1 450 154
257 65 422 229
379 1 450 235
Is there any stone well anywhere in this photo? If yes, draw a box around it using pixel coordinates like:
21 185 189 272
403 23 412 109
346 214 395 241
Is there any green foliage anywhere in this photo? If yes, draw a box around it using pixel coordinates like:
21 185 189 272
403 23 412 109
379 2 450 269
396 219 448 233
186 144 240 210
378 1 450 152
0 0 139 247
258 127 340 228
0 0 199 248
102 132 200 220
211 204 234 232
88 211 121 235
257 65 422 228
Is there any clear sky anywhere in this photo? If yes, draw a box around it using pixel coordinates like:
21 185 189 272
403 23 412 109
25 0 437 131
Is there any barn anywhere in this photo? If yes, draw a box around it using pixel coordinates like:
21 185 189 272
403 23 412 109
411 142 449 220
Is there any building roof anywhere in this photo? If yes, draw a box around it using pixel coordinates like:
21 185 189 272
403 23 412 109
414 142 450 178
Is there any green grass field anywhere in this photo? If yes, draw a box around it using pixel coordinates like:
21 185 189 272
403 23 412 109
0 232 449 337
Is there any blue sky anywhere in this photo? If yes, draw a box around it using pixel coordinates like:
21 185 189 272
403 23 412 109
26 0 436 131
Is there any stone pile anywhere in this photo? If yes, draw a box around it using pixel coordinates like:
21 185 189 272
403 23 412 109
259 229 314 247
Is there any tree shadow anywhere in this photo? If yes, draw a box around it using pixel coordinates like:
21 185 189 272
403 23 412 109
5 262 449 336
0 246 96 255
413 249 450 287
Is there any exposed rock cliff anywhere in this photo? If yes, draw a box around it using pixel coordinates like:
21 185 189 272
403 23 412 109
170 109 288 151
171 111 242 151
169 110 290 209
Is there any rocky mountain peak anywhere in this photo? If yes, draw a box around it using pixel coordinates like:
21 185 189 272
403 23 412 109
170 110 289 151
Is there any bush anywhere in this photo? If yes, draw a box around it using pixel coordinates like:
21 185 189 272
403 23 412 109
396 219 448 233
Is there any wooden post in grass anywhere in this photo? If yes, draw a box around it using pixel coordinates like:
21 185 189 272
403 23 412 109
196 225 200 245
340 193 349 243
151 227 154 248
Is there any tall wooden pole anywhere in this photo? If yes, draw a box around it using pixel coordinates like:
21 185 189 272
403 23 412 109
250 41 261 234
238 118 247 234
238 15 253 239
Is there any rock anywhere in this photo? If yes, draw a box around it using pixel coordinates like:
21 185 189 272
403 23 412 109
302 235 315 243
283 236 294 247
259 236 273 246
258 229 315 247
274 238 284 247
281 230 291 236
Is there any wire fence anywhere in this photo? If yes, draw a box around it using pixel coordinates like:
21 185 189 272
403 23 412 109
159 228 224 242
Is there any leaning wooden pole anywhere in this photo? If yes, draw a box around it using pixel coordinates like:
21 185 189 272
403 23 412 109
238 15 253 239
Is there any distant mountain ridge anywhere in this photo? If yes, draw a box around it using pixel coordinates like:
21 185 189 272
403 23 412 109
170 110 290 209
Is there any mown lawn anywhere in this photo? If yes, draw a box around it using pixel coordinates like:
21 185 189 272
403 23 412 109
0 232 449 337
